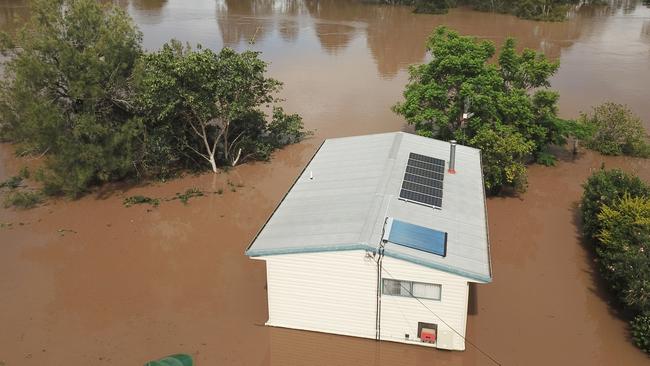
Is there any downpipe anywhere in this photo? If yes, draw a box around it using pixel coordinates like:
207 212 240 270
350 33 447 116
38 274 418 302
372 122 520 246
375 246 385 341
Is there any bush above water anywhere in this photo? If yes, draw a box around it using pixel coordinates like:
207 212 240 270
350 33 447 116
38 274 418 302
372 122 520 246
581 169 650 354
3 190 43 209
596 195 650 314
579 103 650 158
580 169 650 242
123 195 160 208
631 313 650 353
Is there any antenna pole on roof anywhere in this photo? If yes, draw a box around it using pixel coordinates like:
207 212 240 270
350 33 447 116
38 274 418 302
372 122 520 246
448 140 457 174
461 96 474 127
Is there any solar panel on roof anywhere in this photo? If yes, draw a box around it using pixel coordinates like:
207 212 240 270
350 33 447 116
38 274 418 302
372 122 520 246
383 218 447 257
399 152 445 208
410 153 445 166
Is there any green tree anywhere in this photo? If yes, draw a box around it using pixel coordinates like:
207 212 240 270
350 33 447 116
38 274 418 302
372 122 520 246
375 0 589 21
393 27 563 193
413 0 455 14
578 102 650 157
392 27 497 140
135 41 307 173
0 0 143 196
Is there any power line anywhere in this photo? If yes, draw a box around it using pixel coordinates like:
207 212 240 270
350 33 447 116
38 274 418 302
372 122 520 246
379 265 502 366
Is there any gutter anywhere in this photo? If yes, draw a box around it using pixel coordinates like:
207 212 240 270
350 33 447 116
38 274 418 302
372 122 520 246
478 149 494 281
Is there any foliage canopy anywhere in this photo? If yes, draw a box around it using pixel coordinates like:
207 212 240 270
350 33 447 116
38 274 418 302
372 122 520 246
135 41 308 174
0 0 308 197
394 27 567 193
382 0 602 21
0 0 143 196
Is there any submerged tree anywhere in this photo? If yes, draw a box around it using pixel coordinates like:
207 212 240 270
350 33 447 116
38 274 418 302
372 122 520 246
0 0 143 196
393 27 567 193
135 41 308 173
376 0 593 21
0 0 308 196
469 124 534 194
577 102 650 157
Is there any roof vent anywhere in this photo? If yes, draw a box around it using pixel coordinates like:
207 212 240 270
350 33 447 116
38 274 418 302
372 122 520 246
448 140 457 174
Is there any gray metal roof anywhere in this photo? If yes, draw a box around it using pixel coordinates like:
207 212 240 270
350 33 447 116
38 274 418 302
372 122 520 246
246 132 492 283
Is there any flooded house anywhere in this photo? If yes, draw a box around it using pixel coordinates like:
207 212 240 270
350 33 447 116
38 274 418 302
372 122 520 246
245 132 492 351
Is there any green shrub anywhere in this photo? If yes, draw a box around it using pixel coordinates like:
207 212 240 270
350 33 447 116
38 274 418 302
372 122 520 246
535 151 556 166
0 175 23 190
413 0 453 14
123 195 159 208
631 313 650 354
582 170 650 353
596 195 650 313
19 166 30 179
267 107 311 149
580 169 650 242
579 103 650 157
3 190 43 209
174 188 204 205
630 313 650 353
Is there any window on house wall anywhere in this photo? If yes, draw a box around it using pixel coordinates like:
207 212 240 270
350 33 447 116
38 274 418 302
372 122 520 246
412 282 441 300
383 279 411 296
382 279 441 300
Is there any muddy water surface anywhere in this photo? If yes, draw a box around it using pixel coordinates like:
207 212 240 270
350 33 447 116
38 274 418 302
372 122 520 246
1 1 650 365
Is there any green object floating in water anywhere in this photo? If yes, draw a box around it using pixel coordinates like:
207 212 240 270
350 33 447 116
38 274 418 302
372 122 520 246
145 354 193 366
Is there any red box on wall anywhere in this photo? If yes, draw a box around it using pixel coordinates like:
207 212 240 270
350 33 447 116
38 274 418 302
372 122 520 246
420 328 437 343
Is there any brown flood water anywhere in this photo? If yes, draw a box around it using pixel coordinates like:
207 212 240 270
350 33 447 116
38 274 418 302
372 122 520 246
1 1 650 365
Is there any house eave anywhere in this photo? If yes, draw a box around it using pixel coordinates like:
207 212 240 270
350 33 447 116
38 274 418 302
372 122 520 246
246 244 492 283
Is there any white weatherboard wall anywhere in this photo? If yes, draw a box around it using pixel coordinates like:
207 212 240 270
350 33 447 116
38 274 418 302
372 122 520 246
262 250 378 339
380 256 470 351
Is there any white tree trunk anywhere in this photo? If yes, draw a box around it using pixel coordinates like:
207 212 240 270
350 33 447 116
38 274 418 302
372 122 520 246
231 148 242 167
209 154 218 173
